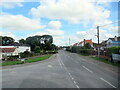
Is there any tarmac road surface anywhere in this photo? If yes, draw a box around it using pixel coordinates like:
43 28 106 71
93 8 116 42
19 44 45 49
1 50 119 88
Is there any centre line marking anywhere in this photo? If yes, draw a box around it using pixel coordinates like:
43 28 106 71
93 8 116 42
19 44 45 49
76 85 80 88
73 81 77 84
57 55 62 68
59 57 80 88
82 65 93 73
100 78 117 88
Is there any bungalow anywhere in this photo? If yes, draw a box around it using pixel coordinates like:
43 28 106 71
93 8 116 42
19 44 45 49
0 47 19 60
0 42 31 60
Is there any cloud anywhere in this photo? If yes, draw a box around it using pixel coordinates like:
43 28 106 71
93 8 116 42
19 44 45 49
109 26 118 33
48 21 62 29
30 0 112 26
109 26 120 36
0 31 16 39
29 28 64 45
76 29 113 43
0 14 44 30
0 0 24 8
45 29 64 36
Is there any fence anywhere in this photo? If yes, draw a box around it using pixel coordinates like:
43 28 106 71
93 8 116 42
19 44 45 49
112 54 120 61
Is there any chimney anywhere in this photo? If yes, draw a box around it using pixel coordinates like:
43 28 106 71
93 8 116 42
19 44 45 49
114 36 117 41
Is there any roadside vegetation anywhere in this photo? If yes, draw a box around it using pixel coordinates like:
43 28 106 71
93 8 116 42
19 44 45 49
1 54 52 66
66 43 120 67
1 35 58 64
91 56 120 67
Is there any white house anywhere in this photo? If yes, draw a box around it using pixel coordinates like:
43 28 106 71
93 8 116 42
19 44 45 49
0 46 31 53
0 42 31 60
73 39 93 47
0 47 19 60
106 36 120 48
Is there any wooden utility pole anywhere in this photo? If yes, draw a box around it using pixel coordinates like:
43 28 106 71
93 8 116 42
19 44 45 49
97 26 100 45
97 26 100 57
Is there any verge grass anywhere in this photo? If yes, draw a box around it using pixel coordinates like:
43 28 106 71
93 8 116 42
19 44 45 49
1 54 52 66
91 56 120 67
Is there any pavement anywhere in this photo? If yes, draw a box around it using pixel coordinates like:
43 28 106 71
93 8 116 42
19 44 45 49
0 50 119 89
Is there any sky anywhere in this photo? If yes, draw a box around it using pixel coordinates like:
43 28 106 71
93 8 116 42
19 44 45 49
0 0 119 46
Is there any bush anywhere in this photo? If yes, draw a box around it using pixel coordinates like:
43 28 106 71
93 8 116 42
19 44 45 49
66 46 95 55
108 47 120 56
71 46 83 53
7 55 19 61
20 51 33 58
79 49 94 55
66 47 71 52
34 46 41 53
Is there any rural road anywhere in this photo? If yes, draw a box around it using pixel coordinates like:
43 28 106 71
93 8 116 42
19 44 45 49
0 50 119 89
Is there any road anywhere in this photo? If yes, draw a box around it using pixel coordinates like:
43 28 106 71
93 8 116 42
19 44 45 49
1 50 119 88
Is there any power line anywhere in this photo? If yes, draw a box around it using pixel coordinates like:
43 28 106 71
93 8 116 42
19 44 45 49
99 20 120 27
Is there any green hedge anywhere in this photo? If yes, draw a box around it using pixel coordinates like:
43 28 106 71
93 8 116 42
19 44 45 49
108 47 120 56
66 46 95 55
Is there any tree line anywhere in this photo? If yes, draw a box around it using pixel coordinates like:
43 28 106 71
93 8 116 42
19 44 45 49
1 35 58 53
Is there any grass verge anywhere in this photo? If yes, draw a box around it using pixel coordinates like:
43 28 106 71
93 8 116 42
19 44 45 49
0 54 52 66
91 56 120 67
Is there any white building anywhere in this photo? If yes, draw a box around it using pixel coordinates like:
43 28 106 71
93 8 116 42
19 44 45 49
0 46 31 53
106 36 120 48
0 43 31 60
0 47 19 60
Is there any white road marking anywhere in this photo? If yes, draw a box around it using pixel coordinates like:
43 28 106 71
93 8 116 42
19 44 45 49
100 78 117 88
82 65 93 73
48 65 52 68
71 77 74 80
76 85 80 88
73 81 77 84
57 55 62 68
59 57 79 88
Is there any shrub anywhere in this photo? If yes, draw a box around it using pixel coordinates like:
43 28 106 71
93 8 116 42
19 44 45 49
66 46 95 55
108 47 120 56
79 49 94 55
66 47 71 52
34 46 41 53
71 46 83 53
20 51 33 58
7 55 19 61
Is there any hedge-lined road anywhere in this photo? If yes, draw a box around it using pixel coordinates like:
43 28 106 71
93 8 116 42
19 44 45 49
1 50 118 88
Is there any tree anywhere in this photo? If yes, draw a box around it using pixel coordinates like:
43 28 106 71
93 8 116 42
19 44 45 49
19 39 26 44
2 36 15 46
41 35 53 45
84 43 92 49
26 35 53 51
34 46 41 53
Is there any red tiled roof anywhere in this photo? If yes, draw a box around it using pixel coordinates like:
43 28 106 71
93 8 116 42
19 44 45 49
0 48 16 53
84 40 92 44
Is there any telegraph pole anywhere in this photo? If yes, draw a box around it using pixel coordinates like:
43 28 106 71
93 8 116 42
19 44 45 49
97 26 100 57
